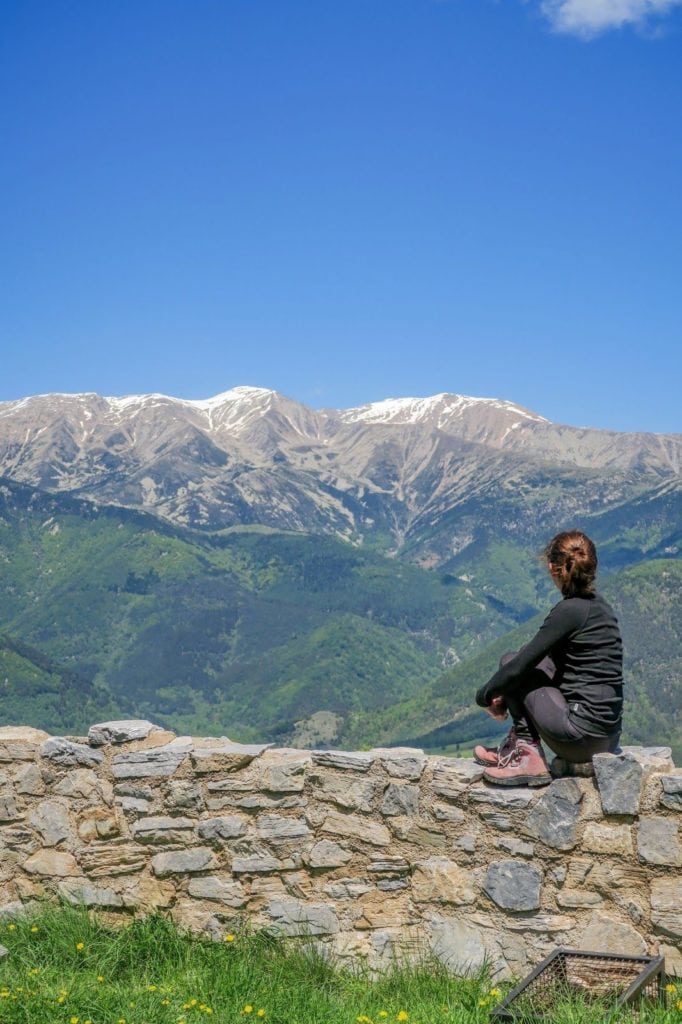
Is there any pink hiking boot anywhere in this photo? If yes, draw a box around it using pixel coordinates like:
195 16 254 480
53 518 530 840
473 726 518 767
482 738 551 787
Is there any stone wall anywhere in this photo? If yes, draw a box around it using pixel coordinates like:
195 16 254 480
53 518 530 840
1 721 681 979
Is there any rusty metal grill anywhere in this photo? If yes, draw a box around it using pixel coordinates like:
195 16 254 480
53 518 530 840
490 949 665 1021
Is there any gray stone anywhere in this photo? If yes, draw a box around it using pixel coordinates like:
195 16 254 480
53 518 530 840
197 816 248 841
112 739 191 779
377 879 408 891
54 769 103 801
305 840 353 868
495 837 534 858
260 758 310 792
577 910 647 955
373 747 426 780
256 814 311 844
380 783 419 817
266 898 339 936
14 764 45 796
310 772 378 813
231 854 283 874
367 856 410 874
151 847 216 877
59 880 124 908
118 797 151 814
484 860 542 912
131 815 195 844
434 758 485 783
311 750 375 772
661 775 682 812
454 835 477 853
40 737 104 768
556 889 603 908
638 817 682 866
207 794 301 811
324 878 373 899
23 849 79 876
88 720 166 746
594 747 672 816
431 803 465 823
0 793 20 822
187 876 247 906
480 810 513 831
523 779 583 851
429 915 488 974
469 786 536 809
651 878 682 938
28 801 71 847
390 818 447 848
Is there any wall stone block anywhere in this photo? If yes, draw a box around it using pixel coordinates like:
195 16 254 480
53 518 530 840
637 817 682 865
484 860 542 911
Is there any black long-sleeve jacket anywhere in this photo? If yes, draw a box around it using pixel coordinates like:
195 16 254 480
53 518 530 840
475 592 623 737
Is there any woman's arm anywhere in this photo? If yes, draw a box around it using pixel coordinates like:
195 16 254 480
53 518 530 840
475 599 588 707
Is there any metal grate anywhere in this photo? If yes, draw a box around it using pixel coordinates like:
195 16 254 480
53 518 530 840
491 948 665 1021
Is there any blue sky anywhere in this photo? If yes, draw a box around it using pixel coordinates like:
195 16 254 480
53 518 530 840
1 0 681 433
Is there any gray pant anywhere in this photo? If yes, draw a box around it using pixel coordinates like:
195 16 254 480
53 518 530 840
501 652 621 763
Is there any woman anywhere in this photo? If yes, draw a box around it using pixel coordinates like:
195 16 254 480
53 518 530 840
473 529 623 787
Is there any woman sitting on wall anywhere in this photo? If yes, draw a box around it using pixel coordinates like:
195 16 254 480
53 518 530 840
474 529 623 787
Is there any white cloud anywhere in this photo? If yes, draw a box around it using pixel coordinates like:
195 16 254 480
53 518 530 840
540 0 682 36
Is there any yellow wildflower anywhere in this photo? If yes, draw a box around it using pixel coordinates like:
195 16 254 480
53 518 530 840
489 989 501 998
397 1014 409 1023
70 1017 79 1024
190 998 198 1006
225 933 235 942
75 941 85 951
148 984 158 992
677 999 682 1012
30 926 39 933
162 999 171 1006
667 984 678 993
257 1012 266 1019
478 999 489 1007
97 975 105 983
243 1006 254 1014
7 924 15 931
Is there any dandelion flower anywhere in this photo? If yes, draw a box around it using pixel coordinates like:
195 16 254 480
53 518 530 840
75 942 85 951
243 1005 254 1014
397 1014 409 1022
257 1011 266 1019
666 984 678 993
162 999 171 1005
478 999 489 1007
30 926 39 933
225 933 235 942
70 1017 79 1024
148 984 158 992
7 924 15 931
677 999 682 1012
97 976 105 983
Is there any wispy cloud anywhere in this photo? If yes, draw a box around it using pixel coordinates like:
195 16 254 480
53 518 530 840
540 0 682 37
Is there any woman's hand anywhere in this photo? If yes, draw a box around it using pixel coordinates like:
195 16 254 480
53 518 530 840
486 695 508 721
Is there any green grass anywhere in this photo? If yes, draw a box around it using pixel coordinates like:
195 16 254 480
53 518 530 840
0 906 679 1024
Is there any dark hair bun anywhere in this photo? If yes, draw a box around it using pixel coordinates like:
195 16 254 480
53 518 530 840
544 530 597 598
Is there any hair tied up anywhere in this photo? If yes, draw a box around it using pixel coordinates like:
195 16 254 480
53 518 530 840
544 530 597 598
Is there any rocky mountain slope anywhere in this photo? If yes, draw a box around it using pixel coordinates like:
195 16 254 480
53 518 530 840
1 388 680 570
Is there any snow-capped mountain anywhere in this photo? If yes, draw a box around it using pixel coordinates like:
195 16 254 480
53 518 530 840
0 386 680 563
